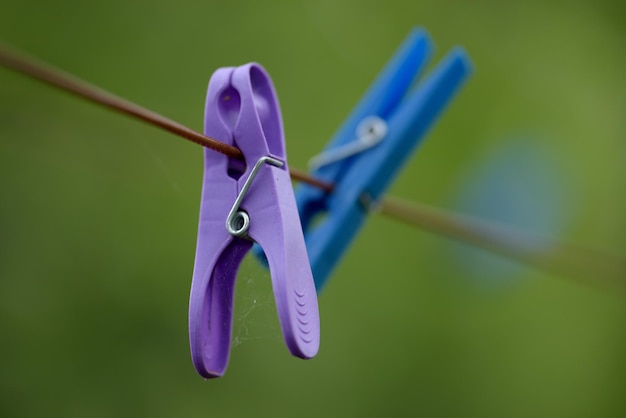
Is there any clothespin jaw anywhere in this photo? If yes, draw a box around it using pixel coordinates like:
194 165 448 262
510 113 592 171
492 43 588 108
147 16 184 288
189 64 320 378
293 29 473 290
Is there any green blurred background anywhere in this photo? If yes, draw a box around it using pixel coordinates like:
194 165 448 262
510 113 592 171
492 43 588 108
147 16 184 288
0 0 624 417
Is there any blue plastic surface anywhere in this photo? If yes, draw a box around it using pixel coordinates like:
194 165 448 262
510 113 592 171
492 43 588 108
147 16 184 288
256 28 472 290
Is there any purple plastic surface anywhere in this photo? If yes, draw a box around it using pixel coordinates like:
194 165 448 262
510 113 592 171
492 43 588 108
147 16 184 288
188 64 319 378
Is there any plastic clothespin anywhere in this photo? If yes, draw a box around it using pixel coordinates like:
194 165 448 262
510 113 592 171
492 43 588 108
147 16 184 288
288 28 472 290
188 63 320 378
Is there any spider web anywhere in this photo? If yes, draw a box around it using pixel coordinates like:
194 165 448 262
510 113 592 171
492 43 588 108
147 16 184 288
231 256 281 348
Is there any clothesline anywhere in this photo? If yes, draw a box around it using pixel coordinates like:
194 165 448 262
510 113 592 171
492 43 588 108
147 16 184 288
0 42 623 291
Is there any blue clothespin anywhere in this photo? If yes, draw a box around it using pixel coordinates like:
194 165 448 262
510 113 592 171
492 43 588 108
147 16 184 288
256 28 472 290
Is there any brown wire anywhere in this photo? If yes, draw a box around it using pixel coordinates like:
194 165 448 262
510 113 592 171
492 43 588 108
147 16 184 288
380 197 626 291
2 42 623 291
0 42 336 190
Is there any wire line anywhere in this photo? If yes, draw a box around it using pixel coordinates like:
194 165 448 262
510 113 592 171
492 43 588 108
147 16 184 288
0 42 335 191
1 42 623 290
380 197 626 291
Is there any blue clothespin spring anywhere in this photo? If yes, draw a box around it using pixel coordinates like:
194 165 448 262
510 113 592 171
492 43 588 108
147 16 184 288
256 28 472 290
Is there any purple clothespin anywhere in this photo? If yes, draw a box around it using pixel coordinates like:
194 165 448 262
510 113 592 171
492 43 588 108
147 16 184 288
188 63 320 378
